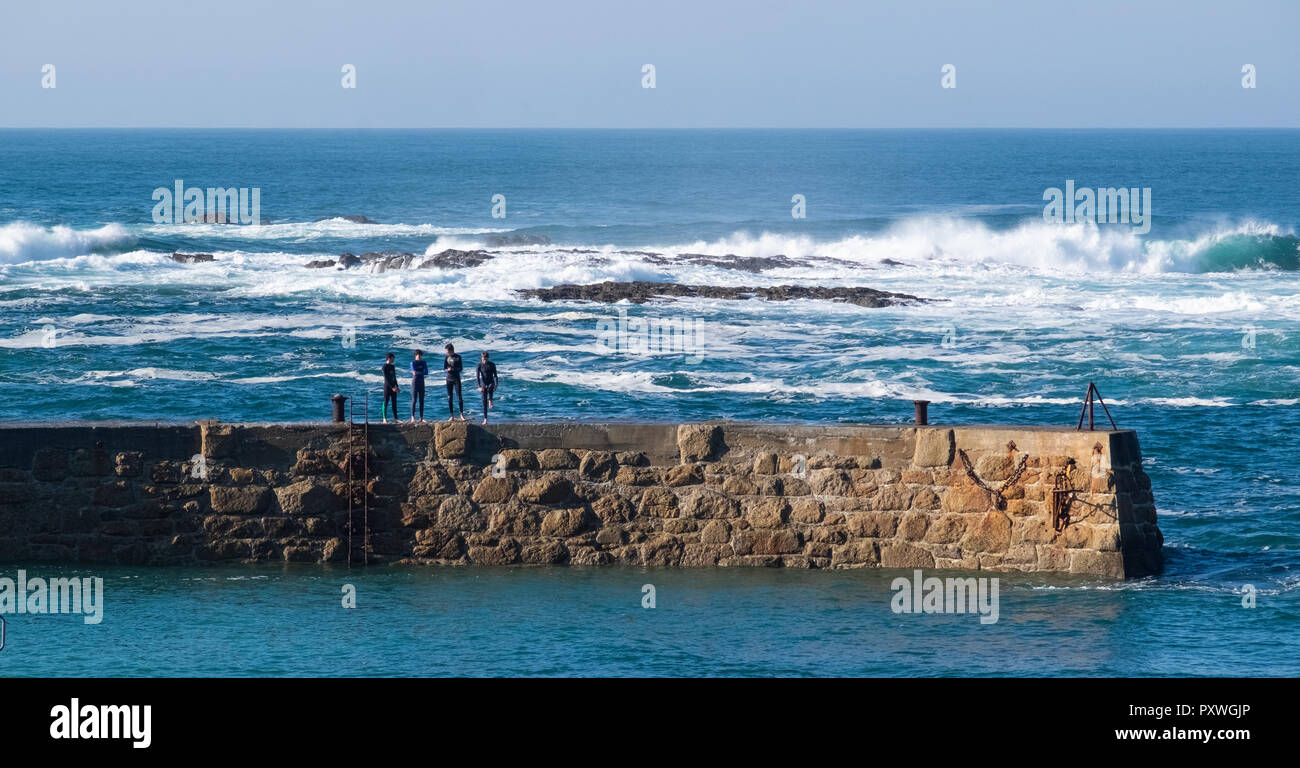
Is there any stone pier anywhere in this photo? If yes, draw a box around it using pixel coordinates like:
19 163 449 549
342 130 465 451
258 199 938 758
0 421 1162 577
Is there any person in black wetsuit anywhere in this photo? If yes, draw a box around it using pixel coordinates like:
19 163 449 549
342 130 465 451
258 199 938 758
381 352 401 423
410 349 428 422
476 351 498 425
443 343 465 421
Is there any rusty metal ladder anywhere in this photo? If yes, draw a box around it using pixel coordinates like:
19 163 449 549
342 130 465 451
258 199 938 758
346 393 370 566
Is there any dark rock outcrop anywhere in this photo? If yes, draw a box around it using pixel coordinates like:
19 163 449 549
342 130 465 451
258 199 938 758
517 281 931 308
483 233 550 247
645 253 802 273
170 252 216 264
418 249 494 269
362 252 417 271
306 249 495 271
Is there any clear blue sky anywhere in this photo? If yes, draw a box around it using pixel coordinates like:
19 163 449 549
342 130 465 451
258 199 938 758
1 0 1296 128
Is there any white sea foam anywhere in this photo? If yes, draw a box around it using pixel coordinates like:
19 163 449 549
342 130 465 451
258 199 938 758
230 372 381 385
58 368 383 387
141 218 508 241
1086 291 1267 315
0 310 369 349
1143 396 1236 408
72 368 221 386
0 222 134 264
504 367 1083 404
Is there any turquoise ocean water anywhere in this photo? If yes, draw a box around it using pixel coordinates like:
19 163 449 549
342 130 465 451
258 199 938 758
0 129 1297 675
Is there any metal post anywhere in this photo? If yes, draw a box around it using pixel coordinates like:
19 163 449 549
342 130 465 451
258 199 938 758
913 400 930 426
1077 382 1094 431
331 394 347 423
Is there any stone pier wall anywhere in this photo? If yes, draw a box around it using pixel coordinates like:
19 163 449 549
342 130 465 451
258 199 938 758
0 421 1162 578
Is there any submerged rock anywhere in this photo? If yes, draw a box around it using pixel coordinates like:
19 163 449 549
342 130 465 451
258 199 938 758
362 252 417 272
483 233 550 247
182 212 234 224
170 252 215 264
517 281 931 307
306 249 495 271
647 253 802 273
418 249 494 269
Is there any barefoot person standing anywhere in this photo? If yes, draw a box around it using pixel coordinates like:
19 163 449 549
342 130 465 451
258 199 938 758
410 349 428 423
444 343 466 421
382 352 401 423
476 351 499 425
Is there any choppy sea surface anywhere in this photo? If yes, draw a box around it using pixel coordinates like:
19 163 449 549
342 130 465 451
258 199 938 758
1 129 1297 676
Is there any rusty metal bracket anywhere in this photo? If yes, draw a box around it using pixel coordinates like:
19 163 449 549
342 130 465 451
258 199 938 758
1047 466 1075 532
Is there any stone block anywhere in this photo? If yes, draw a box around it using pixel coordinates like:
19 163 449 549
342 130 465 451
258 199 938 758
518 476 574 504
665 464 704 487
579 450 618 482
639 486 680 518
497 449 539 471
912 428 954 468
436 496 484 531
434 421 469 459
472 475 514 504
210 485 271 516
880 542 935 568
679 488 738 519
753 452 778 474
615 466 661 487
677 424 722 463
961 510 1012 553
536 449 578 470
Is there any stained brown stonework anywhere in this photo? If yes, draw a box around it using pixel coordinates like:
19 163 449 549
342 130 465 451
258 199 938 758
0 421 1162 577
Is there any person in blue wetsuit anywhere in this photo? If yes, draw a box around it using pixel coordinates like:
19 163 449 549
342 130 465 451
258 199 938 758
476 351 499 425
443 343 465 421
409 349 428 422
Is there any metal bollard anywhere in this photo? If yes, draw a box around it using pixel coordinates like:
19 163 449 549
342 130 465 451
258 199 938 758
331 394 348 423
913 400 930 426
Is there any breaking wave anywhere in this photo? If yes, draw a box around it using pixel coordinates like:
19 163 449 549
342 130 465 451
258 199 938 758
627 218 1300 274
2 217 1297 274
139 218 509 241
0 222 135 264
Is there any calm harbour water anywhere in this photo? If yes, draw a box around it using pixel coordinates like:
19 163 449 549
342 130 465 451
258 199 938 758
0 564 1293 677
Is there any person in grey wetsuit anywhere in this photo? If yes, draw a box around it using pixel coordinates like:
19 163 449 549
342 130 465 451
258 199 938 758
444 343 465 421
382 352 401 423
476 351 498 425
409 349 428 422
